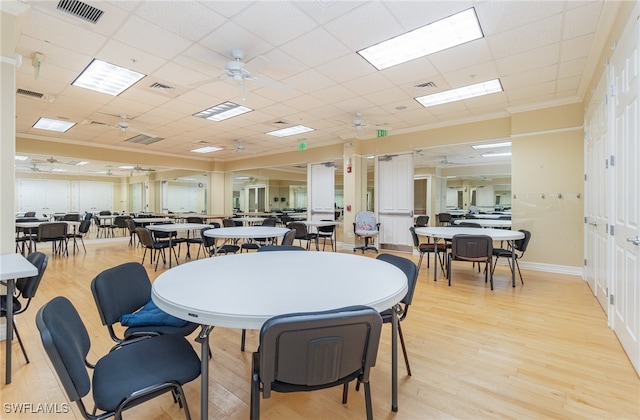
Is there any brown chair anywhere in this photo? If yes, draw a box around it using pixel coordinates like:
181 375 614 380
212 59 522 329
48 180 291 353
135 227 179 271
447 234 494 289
280 229 296 246
438 213 452 226
409 227 446 275
286 222 317 250
414 215 429 227
36 222 68 256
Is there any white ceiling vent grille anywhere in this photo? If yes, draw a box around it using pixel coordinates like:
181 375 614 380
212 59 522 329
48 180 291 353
415 81 437 88
125 135 164 145
56 0 104 24
16 88 45 99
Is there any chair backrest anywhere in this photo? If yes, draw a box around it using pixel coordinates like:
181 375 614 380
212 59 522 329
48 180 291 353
125 218 137 234
414 215 429 227
83 212 93 221
457 222 482 228
281 229 296 245
99 210 111 215
408 226 420 248
286 222 307 239
63 213 80 221
24 211 36 217
262 217 278 227
222 218 235 228
318 220 335 234
38 222 67 240
515 229 532 253
451 235 493 261
78 219 92 234
438 213 452 224
36 296 92 402
200 227 216 247
354 211 378 233
258 306 382 398
257 245 305 252
91 262 151 328
16 251 48 299
135 227 155 247
113 216 129 228
186 216 203 224
375 253 418 306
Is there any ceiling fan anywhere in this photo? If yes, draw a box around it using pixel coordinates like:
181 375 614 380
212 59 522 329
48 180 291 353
191 49 291 99
233 139 247 153
348 112 392 139
82 114 156 138
133 165 155 172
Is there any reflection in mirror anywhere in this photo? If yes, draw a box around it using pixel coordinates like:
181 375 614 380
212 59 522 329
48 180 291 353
413 142 511 220
158 173 208 214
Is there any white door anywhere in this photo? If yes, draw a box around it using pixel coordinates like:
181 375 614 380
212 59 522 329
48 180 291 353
584 72 610 312
611 8 640 375
309 162 335 221
377 153 414 248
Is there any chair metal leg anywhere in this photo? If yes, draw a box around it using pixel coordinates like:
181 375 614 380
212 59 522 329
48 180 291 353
363 381 374 420
397 323 411 376
12 321 29 363
241 329 246 351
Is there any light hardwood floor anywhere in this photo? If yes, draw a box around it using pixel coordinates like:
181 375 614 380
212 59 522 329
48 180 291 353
2 234 639 419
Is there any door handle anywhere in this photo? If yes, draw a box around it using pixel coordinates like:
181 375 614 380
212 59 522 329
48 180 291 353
627 236 640 246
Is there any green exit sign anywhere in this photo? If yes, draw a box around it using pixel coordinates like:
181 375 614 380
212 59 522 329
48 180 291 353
298 141 307 150
377 129 387 138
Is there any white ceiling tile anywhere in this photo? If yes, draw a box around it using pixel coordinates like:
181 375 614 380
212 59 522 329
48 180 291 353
133 1 226 42
324 2 405 50
558 57 588 79
21 9 107 56
495 43 560 76
563 2 604 40
560 34 595 62
486 14 564 58
475 1 564 35
113 15 192 60
280 28 351 67
233 2 318 46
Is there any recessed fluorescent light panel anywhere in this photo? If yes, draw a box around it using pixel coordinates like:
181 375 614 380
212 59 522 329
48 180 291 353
472 142 511 149
266 125 315 137
51 168 68 172
482 152 512 158
191 146 223 154
358 8 483 70
415 79 503 108
15 155 29 161
33 117 76 132
118 165 135 170
72 59 145 96
194 102 253 122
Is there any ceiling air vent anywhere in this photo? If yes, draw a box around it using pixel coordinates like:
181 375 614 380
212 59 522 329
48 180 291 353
16 88 45 99
148 82 175 94
125 135 164 145
273 120 288 125
415 81 437 88
57 0 104 24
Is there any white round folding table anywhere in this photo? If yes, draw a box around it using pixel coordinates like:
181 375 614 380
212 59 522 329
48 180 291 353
152 251 408 418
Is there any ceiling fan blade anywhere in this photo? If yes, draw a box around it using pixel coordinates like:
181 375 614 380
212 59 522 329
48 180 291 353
244 55 270 73
253 76 292 91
